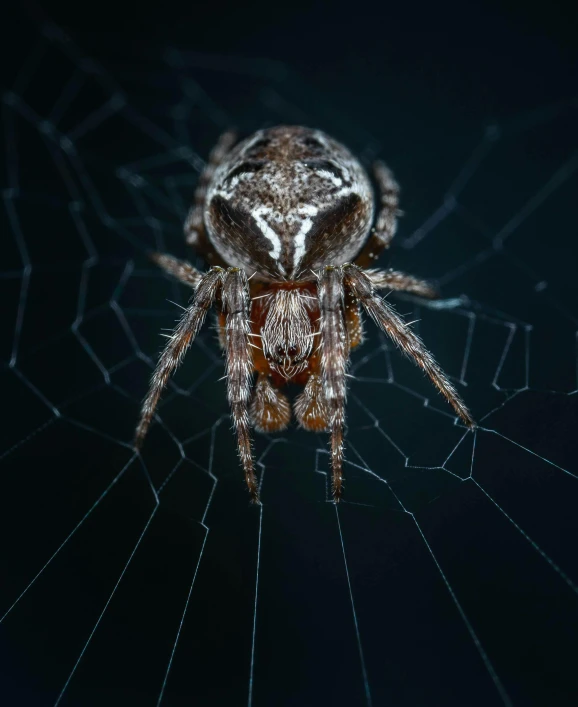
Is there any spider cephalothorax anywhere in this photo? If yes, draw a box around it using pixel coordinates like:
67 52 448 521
135 126 475 503
258 288 315 378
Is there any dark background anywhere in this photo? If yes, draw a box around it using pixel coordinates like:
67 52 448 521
1 1 578 705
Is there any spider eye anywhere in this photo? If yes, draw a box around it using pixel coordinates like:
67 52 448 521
275 345 284 357
288 345 298 357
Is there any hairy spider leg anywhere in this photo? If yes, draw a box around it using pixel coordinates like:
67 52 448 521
134 267 224 446
343 264 475 428
365 269 439 298
319 267 350 502
343 286 364 347
354 160 401 268
184 130 238 265
292 286 362 431
221 268 260 502
149 252 203 288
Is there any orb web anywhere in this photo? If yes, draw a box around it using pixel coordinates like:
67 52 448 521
2 16 578 707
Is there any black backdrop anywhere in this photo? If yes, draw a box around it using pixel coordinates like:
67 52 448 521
2 1 578 706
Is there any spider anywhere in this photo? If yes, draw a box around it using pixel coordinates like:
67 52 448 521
135 125 475 503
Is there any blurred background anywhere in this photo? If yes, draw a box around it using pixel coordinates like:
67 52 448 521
1 1 577 705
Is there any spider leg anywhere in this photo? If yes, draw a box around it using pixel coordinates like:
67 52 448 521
185 130 237 249
250 374 291 433
150 253 203 288
319 267 349 502
222 268 260 503
344 288 364 349
135 267 224 447
365 268 439 299
343 264 475 428
354 161 401 267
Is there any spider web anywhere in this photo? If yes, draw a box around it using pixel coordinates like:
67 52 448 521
2 14 578 707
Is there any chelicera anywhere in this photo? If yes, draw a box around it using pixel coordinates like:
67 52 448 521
135 126 475 503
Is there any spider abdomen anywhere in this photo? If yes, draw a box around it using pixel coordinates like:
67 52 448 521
205 126 374 280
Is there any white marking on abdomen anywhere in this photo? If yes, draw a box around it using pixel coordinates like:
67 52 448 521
252 206 282 261
292 204 318 268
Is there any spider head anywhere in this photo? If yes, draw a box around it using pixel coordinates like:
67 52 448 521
261 289 314 379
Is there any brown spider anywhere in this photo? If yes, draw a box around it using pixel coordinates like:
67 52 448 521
135 126 475 503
